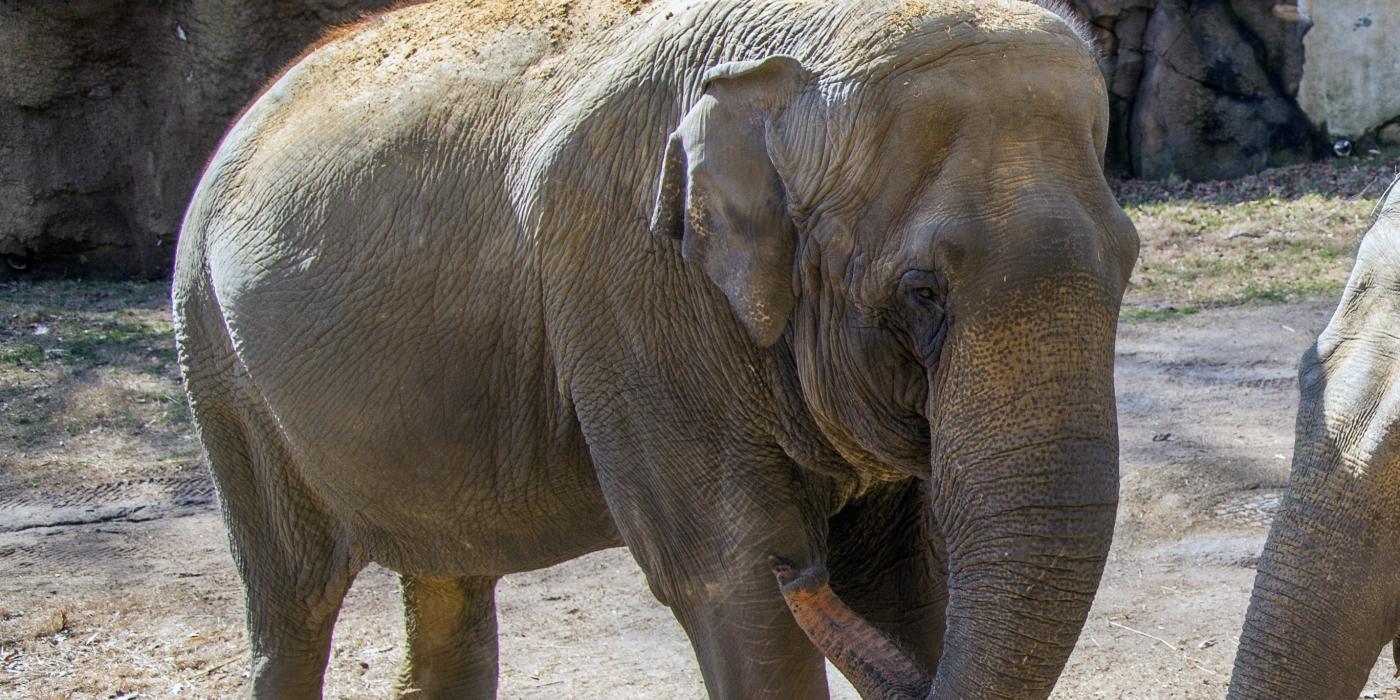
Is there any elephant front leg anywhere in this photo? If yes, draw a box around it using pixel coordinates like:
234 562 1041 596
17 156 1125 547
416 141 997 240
667 568 830 699
603 460 831 699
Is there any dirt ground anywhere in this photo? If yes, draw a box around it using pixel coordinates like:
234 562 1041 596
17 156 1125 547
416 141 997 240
5 292 1400 699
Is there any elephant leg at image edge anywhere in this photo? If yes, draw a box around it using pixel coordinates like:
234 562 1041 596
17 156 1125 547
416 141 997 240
395 574 500 699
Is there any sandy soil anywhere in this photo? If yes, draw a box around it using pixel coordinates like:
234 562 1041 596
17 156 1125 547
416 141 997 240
4 300 1400 699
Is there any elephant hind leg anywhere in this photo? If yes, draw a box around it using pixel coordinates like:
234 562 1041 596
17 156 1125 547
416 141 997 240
395 574 500 699
194 399 362 698
180 271 362 697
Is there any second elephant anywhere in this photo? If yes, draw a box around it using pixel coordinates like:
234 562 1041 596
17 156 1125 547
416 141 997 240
1231 180 1400 698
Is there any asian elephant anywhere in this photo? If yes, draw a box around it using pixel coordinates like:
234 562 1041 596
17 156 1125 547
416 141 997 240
1230 179 1400 698
171 0 1137 697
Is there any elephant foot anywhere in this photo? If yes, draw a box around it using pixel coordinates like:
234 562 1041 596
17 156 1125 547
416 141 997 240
769 557 931 699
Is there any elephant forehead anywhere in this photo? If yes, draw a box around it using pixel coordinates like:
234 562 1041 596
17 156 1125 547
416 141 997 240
1321 221 1400 359
787 34 1106 211
1306 225 1400 480
878 43 1104 148
1306 363 1400 481
793 75 1110 297
861 0 1080 49
823 0 1094 81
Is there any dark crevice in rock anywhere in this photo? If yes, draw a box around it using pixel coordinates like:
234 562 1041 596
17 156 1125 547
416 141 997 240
1064 0 1322 181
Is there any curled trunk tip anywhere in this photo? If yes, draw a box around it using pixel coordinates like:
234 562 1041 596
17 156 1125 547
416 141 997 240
769 556 931 699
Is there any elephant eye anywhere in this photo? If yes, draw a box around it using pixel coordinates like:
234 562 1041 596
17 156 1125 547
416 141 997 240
898 270 943 311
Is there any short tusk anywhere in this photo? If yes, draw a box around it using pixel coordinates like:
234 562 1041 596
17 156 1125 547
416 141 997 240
770 556 932 699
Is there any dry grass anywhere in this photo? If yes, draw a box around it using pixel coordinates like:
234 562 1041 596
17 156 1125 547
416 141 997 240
1115 151 1400 320
0 551 406 699
0 281 201 493
0 586 250 698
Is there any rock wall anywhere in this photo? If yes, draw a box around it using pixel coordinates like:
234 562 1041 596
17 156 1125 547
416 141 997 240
1066 0 1322 180
1296 0 1400 139
0 0 395 278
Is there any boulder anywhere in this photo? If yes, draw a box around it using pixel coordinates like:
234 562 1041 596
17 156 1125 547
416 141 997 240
1064 0 1320 180
1129 0 1316 180
1380 122 1400 147
1296 0 1400 138
1062 0 1156 176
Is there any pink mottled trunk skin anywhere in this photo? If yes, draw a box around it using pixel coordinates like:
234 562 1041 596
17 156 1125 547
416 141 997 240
771 557 931 699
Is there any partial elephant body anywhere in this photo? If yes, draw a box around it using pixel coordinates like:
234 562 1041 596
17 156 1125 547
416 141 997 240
1231 179 1400 699
174 1 1136 698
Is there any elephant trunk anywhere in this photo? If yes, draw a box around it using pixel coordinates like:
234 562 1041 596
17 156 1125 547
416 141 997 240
778 283 1121 698
774 470 1116 699
1230 457 1398 698
925 433 1117 698
923 284 1119 698
1231 339 1400 699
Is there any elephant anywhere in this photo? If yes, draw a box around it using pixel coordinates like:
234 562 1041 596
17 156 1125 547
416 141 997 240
1230 178 1400 698
171 0 1138 697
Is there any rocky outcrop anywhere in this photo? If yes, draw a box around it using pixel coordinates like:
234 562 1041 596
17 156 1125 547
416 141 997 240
1066 0 1322 180
0 0 395 278
1297 0 1400 139
1 1 1393 277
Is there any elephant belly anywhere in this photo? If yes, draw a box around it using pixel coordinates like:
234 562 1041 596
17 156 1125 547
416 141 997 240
213 259 621 575
328 447 623 577
279 371 620 575
312 394 618 575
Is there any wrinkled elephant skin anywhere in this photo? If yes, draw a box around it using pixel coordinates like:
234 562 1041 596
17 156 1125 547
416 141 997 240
172 1 1137 698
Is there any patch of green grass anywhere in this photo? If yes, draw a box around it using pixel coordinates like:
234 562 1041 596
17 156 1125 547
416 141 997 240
140 387 193 426
1120 305 1201 323
1115 156 1400 319
66 323 174 366
1 344 45 367
0 280 196 492
1238 278 1347 305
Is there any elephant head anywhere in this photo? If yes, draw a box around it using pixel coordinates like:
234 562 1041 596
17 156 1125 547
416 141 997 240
651 3 1137 697
1230 181 1400 699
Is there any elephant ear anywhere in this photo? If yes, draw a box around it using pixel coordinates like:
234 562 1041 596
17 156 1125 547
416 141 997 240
650 55 812 348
